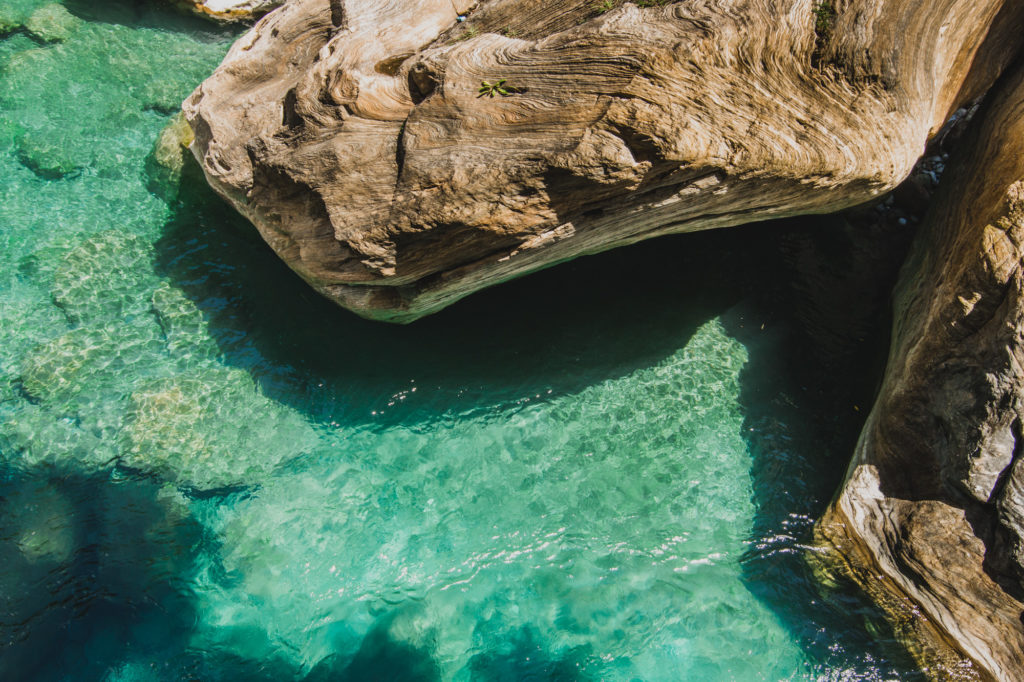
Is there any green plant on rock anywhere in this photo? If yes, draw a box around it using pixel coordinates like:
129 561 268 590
478 79 520 97
455 24 479 41
811 1 837 66
813 1 836 37
594 0 617 13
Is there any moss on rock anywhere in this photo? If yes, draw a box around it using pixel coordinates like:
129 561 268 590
146 112 195 200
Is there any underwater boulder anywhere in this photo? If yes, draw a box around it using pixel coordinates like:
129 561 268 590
0 0 50 34
0 403 118 471
24 4 81 43
119 367 317 490
18 239 75 285
15 127 81 179
20 321 165 405
51 230 158 324
150 282 219 361
146 112 194 200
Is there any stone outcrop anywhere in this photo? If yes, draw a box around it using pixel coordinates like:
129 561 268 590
185 0 1018 322
172 0 282 22
816 56 1024 680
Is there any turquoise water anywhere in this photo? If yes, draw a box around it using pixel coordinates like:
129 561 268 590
0 3 921 680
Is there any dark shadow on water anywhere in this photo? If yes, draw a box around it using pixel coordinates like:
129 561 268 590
0 464 204 681
305 613 441 682
63 0 243 37
722 214 927 677
468 625 595 681
151 163 925 677
154 163 767 431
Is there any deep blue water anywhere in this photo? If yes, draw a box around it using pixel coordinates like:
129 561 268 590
0 2 923 680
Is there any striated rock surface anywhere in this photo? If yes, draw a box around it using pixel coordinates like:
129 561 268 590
185 0 1018 322
172 0 283 22
816 56 1024 680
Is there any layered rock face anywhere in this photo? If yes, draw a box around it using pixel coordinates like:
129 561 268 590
816 57 1024 681
172 0 282 22
185 0 1014 321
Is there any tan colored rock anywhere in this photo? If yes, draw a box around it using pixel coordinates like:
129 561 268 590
816 56 1024 681
186 0 1018 321
172 0 282 22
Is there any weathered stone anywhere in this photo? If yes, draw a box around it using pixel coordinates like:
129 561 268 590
816 56 1024 681
185 0 1017 322
172 0 283 23
184 0 1024 675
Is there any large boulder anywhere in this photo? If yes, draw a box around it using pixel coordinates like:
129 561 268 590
185 0 1017 321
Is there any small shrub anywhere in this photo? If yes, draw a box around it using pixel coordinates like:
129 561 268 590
455 25 479 41
478 79 521 98
811 2 837 66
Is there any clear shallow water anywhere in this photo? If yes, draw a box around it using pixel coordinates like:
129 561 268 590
0 3 921 680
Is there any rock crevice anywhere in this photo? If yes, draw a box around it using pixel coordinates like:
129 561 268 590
817 54 1024 681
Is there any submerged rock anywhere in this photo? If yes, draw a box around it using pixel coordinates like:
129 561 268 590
51 230 157 324
0 0 51 35
147 112 195 199
119 367 316 490
1 17 231 179
19 322 165 405
150 282 219 360
24 4 81 43
0 402 117 472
